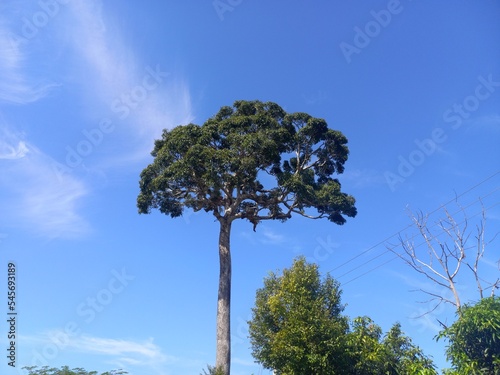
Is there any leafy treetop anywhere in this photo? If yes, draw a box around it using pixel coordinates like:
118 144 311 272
138 100 357 228
438 296 500 374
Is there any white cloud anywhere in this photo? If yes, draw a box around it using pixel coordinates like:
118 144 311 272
0 0 195 238
0 23 56 104
0 0 65 105
0 126 90 239
260 227 286 245
0 128 29 160
71 335 170 362
58 0 194 164
2 0 193 177
22 331 175 374
62 0 135 101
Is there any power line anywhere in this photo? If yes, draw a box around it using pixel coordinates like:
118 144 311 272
343 256 399 286
336 186 500 280
328 170 500 275
341 199 500 286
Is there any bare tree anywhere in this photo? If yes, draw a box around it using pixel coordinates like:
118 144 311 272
389 202 499 316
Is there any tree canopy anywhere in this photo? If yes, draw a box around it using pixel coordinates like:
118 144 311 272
248 257 349 374
347 317 437 375
137 100 357 227
248 257 437 375
438 296 500 374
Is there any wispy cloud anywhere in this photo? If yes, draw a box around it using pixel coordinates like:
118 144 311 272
0 134 28 159
59 0 193 163
0 0 194 238
0 21 56 104
0 125 90 239
241 224 304 257
260 227 286 245
62 0 136 102
480 256 500 270
2 0 193 177
71 335 172 364
22 331 175 374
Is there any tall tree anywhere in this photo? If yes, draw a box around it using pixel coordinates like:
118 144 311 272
137 100 357 374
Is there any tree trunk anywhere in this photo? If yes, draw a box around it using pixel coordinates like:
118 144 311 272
215 217 232 375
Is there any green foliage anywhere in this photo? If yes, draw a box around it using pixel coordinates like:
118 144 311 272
248 257 437 375
347 316 385 374
437 296 500 374
137 100 356 227
22 366 127 375
248 257 349 374
346 318 437 375
381 323 437 375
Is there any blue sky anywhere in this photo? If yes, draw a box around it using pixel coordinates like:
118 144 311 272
1 1 499 374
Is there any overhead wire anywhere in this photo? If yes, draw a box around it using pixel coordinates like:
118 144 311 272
341 199 500 286
336 185 500 280
329 170 500 274
327 170 500 283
